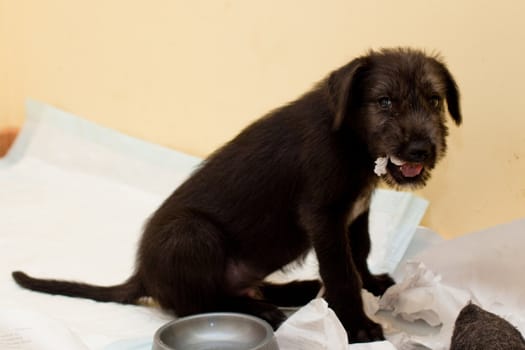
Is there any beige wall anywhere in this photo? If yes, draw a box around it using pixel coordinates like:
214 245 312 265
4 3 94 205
1 0 524 238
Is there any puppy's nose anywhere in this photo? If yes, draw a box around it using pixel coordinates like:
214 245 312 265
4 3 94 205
406 140 432 162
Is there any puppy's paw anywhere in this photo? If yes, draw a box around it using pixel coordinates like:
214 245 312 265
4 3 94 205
363 273 395 296
347 318 385 343
259 308 287 330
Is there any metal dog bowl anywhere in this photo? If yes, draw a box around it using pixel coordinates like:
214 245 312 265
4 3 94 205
152 313 279 350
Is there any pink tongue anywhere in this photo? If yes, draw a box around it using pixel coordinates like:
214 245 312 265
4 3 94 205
400 163 423 177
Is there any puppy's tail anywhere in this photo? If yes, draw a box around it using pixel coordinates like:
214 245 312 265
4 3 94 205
11 271 145 304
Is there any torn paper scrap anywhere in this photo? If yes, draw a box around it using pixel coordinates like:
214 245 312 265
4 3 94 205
275 298 348 350
380 262 471 326
276 298 397 350
374 157 389 176
378 262 472 350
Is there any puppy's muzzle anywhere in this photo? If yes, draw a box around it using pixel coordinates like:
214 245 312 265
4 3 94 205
389 139 435 179
404 139 432 163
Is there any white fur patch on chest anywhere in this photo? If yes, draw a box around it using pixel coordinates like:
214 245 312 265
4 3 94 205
347 191 372 224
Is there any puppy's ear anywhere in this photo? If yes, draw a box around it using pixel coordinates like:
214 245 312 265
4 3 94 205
438 63 462 125
328 58 365 131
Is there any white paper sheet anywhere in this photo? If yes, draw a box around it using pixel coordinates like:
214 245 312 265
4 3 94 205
0 309 89 350
1 100 197 349
407 218 525 348
368 190 428 275
371 218 525 350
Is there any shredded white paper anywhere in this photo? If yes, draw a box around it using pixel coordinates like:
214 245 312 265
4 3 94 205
379 262 472 350
374 157 389 176
374 156 408 177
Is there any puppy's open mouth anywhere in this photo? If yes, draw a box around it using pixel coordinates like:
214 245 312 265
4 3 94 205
388 155 424 178
374 155 425 181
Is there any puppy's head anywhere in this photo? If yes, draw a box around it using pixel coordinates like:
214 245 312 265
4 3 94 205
330 48 462 188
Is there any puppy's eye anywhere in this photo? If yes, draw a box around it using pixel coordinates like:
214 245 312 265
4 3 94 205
378 97 392 110
430 95 441 108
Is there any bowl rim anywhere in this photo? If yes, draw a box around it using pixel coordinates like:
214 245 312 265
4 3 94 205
153 312 276 350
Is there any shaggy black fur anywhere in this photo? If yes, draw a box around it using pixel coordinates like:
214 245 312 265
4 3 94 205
12 48 461 343
451 303 525 349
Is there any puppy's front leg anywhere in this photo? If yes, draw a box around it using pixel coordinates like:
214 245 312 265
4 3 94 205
301 207 384 343
348 210 395 296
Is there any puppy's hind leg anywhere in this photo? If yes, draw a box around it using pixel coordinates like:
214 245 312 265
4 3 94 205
140 210 229 317
259 280 323 307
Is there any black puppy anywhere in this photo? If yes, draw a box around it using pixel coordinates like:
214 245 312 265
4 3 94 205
13 48 461 343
